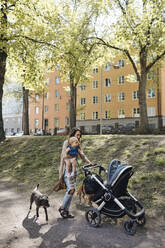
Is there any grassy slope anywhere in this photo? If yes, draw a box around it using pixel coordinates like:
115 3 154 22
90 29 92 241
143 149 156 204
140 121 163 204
0 135 165 221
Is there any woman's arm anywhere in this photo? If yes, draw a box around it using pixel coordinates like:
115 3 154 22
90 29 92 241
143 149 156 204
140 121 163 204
78 147 92 164
59 140 69 179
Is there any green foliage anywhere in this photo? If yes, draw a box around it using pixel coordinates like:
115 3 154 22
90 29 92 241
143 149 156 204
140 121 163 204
155 157 165 166
154 147 165 155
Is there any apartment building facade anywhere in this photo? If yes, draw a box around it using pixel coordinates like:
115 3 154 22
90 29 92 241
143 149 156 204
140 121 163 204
29 60 165 134
29 69 70 134
76 60 165 133
3 83 23 134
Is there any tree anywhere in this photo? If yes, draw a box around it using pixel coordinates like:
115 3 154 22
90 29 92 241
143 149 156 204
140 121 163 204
46 0 105 129
91 0 165 133
0 0 59 141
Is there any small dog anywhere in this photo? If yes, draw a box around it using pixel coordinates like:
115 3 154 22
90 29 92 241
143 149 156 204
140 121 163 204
77 184 94 206
29 184 50 222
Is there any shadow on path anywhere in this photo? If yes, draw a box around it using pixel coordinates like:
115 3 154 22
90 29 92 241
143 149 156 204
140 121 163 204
22 212 48 239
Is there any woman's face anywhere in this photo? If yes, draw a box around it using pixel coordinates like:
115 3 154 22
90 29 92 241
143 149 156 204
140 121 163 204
74 131 81 141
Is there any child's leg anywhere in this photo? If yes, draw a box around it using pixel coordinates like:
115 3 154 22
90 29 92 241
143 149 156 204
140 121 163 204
65 159 71 176
72 160 76 174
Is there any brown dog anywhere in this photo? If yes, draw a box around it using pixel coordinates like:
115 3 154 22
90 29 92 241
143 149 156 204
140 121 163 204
77 184 94 206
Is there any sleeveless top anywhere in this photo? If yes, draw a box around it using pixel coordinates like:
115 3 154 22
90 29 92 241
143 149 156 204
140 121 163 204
68 145 79 157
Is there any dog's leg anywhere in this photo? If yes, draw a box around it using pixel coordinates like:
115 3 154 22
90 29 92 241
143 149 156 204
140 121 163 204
36 206 39 219
88 194 94 206
29 193 34 211
77 185 83 203
44 207 48 222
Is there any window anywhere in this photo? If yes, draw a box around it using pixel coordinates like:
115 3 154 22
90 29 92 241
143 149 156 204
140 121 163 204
45 92 48 99
65 117 69 126
133 108 140 117
118 109 125 118
34 119 39 128
56 77 60 84
147 70 155 80
80 84 86 91
118 59 124 67
118 75 124 85
105 78 111 87
54 117 59 127
93 68 98 74
92 112 98 120
80 112 85 120
148 88 155 98
55 104 59 112
105 94 111 102
105 62 111 71
105 110 110 119
45 106 48 113
80 98 86 105
44 118 48 127
35 94 39 102
45 79 49 86
118 92 125 101
55 90 59 98
66 103 70 111
147 107 155 117
35 106 39 114
92 80 98 89
133 91 138 100
93 96 98 104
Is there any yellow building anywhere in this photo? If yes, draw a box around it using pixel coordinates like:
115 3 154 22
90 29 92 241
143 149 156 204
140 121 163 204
76 59 165 133
29 69 70 134
29 59 165 134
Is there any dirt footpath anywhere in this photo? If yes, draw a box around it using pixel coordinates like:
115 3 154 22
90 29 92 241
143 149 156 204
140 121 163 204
0 179 165 248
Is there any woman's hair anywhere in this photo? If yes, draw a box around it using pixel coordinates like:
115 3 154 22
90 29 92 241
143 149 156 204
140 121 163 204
69 127 82 138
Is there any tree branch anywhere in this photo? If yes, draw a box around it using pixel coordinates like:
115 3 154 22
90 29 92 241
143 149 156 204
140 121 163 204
15 35 58 49
146 50 165 72
124 50 141 82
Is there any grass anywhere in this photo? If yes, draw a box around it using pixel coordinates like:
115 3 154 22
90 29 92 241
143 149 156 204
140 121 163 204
0 134 165 220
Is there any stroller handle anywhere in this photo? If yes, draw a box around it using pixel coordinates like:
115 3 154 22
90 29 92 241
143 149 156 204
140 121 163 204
82 164 106 176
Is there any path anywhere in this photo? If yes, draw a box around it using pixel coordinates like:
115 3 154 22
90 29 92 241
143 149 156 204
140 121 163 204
0 179 165 248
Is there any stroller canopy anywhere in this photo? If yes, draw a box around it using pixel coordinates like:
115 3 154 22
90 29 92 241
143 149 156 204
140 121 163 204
107 159 132 187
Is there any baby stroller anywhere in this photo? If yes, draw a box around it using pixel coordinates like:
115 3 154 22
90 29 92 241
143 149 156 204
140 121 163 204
82 160 145 235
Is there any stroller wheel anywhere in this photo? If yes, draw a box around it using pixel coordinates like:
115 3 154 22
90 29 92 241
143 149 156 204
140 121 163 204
137 214 146 226
85 207 101 227
123 220 137 235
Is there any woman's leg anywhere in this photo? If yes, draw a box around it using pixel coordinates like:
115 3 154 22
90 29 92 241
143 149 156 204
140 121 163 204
61 173 75 213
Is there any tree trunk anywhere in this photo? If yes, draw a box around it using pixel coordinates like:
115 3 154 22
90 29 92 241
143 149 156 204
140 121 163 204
138 52 149 133
69 76 77 130
0 2 7 142
22 87 29 135
0 51 7 141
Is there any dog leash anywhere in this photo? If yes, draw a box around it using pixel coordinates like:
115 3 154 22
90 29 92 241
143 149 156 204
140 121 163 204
46 189 55 196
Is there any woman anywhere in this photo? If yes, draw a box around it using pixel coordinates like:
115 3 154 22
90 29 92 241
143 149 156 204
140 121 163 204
58 127 92 218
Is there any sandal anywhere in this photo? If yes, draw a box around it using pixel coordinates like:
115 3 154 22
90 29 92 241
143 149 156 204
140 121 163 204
66 211 75 218
58 207 68 218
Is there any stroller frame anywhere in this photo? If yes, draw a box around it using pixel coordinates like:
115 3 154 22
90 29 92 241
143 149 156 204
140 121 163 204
83 161 145 235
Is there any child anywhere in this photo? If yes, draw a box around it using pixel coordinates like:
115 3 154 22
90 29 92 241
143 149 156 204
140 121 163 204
64 136 81 177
